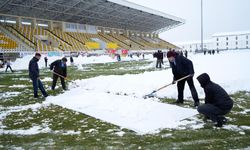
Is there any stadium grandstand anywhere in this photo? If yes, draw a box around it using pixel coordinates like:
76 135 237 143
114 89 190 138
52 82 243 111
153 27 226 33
0 0 185 54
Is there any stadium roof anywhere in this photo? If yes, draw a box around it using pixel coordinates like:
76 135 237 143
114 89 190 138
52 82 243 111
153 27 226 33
0 0 185 33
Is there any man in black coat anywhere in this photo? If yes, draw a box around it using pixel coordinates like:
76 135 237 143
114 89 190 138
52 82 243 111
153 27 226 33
50 57 68 90
197 73 233 127
156 50 164 68
29 53 48 98
167 51 200 107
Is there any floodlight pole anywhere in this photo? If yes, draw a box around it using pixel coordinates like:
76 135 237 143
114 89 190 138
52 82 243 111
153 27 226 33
201 0 204 51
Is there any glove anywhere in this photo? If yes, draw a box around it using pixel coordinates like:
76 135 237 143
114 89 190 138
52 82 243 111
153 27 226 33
188 74 194 79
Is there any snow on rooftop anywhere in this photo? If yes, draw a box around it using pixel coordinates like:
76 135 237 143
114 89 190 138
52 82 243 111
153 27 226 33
175 39 213 45
212 31 250 37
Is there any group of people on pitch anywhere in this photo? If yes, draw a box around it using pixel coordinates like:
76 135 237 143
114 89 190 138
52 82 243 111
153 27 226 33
29 51 234 127
166 50 233 127
28 53 68 98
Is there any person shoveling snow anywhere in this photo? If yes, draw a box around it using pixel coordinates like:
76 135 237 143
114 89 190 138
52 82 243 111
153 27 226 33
50 57 68 91
167 50 200 107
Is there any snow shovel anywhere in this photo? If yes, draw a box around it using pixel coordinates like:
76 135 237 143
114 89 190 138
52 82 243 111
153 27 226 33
52 71 70 81
143 74 192 99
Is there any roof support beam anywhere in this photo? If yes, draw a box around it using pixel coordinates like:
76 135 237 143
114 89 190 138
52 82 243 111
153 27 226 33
0 0 12 9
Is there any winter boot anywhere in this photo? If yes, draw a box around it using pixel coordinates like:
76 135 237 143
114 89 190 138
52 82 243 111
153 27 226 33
215 116 227 127
174 100 184 104
194 101 200 107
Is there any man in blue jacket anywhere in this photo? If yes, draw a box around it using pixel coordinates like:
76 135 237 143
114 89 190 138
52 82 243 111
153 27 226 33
197 73 233 127
167 51 200 107
50 57 68 90
29 53 48 98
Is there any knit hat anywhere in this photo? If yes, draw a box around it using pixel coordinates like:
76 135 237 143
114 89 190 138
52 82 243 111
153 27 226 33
62 57 68 62
35 53 41 57
167 51 176 58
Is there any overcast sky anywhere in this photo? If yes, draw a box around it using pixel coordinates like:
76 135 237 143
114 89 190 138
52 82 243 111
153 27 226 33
127 0 250 44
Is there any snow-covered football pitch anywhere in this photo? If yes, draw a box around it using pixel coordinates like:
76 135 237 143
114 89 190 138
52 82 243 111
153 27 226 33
1 50 250 149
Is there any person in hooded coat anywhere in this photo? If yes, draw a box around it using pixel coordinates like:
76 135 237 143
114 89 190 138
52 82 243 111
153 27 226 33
197 73 234 127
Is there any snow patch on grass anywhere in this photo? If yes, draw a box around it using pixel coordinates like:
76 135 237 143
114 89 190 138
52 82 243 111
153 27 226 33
41 77 53 82
0 92 21 98
9 85 27 88
0 126 51 135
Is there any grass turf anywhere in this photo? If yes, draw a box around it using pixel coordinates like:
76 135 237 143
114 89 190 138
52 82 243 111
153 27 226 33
0 60 249 149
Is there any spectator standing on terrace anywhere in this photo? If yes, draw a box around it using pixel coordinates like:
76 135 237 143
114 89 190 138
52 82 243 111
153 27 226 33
197 73 233 127
5 59 13 73
50 57 68 90
29 53 48 98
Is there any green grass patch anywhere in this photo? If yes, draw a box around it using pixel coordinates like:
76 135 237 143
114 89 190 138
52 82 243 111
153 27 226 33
1 60 250 149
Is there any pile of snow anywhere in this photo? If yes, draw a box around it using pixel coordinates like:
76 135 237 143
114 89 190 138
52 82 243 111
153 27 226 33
46 50 250 134
46 90 197 134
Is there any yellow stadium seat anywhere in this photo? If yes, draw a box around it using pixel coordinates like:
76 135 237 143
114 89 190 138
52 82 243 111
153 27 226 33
0 36 18 49
86 42 100 49
107 43 118 49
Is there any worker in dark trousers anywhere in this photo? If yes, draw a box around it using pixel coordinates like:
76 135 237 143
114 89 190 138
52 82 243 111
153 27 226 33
29 53 48 98
167 51 200 107
197 73 233 127
50 57 68 90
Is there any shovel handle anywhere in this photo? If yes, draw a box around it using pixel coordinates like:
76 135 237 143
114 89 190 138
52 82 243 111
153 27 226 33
175 74 192 83
52 71 69 80
155 74 192 92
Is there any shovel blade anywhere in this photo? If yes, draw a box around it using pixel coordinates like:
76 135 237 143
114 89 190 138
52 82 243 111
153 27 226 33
143 91 156 99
